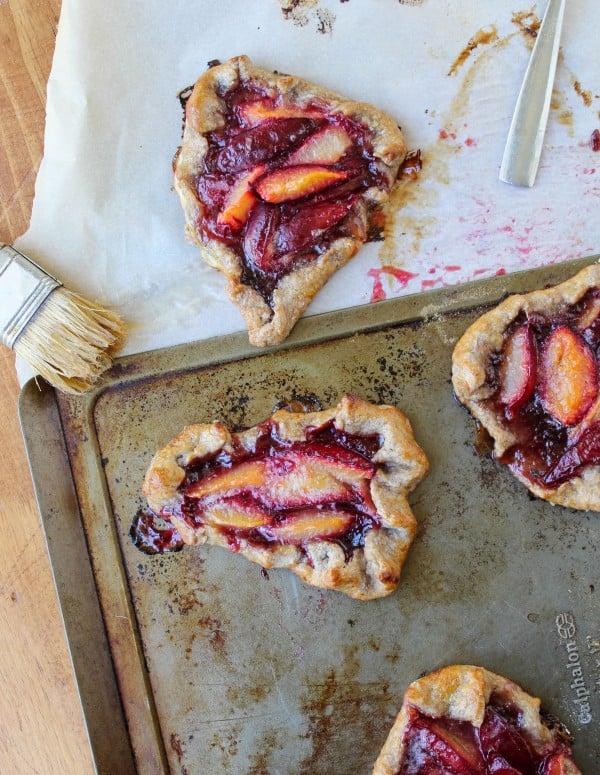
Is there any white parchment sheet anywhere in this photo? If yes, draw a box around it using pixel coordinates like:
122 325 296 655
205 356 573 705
15 0 600 365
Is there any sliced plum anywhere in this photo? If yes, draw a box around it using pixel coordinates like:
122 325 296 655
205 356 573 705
253 164 350 204
244 199 353 273
185 459 267 499
478 707 535 775
202 502 270 529
538 326 598 427
490 292 600 492
216 166 264 230
236 98 323 127
498 323 537 420
286 124 352 165
191 78 396 299
262 509 355 543
541 753 583 775
196 173 232 211
209 117 317 173
243 201 281 270
177 425 380 554
398 704 582 775
543 421 600 485
274 200 353 255
404 709 483 774
186 448 373 512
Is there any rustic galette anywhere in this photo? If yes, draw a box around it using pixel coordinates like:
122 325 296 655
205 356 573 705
452 264 600 511
372 664 582 775
173 55 407 346
140 394 428 599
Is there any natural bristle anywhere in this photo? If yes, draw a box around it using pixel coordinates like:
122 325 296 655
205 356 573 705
14 288 125 394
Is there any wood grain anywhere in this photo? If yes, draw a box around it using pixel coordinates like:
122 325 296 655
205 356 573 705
0 1 95 772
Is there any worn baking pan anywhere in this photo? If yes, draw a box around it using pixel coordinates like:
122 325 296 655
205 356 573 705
20 256 599 775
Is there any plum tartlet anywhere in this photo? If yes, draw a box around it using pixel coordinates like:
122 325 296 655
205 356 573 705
138 394 428 600
372 665 582 775
174 55 407 346
452 264 600 511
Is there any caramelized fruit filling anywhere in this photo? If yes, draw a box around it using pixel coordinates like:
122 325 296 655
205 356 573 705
130 508 184 555
136 420 383 558
399 699 579 775
491 290 599 488
191 85 388 300
180 420 381 557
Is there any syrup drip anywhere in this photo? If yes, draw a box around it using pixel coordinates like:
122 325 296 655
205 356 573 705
130 508 184 554
398 148 422 180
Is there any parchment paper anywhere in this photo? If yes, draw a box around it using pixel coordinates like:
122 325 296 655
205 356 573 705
15 0 600 371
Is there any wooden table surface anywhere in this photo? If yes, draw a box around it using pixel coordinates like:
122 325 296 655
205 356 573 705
0 2 95 772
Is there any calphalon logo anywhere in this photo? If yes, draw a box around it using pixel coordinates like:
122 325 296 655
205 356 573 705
555 613 593 725
556 612 577 640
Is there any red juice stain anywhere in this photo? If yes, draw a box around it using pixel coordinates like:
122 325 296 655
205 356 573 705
386 266 418 285
368 266 418 302
368 269 386 302
439 128 457 140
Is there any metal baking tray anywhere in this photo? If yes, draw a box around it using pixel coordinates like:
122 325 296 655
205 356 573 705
20 257 599 775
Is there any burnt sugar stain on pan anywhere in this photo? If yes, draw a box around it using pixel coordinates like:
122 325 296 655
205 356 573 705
246 728 288 775
296 644 388 775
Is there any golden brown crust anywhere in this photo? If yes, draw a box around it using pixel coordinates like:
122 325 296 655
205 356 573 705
372 665 571 775
142 394 428 600
451 263 600 511
173 55 407 347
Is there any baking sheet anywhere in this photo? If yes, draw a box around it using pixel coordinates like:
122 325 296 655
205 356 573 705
20 258 600 775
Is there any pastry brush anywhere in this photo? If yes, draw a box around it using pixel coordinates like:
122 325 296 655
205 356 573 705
0 244 125 393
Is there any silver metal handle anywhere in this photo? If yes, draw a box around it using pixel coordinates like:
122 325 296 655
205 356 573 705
499 0 567 187
0 244 60 349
